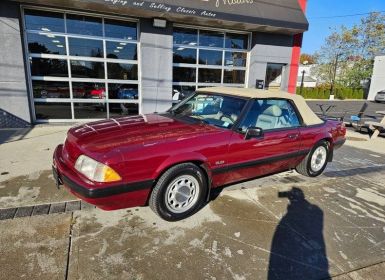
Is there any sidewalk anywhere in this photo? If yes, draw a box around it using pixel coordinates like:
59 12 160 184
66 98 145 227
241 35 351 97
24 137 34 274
0 126 76 208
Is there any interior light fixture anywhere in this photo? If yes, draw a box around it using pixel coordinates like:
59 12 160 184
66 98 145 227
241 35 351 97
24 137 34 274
52 40 60 43
56 45 64 48
153 18 167 28
117 46 123 49
47 34 56 38
41 27 50 31
119 42 127 45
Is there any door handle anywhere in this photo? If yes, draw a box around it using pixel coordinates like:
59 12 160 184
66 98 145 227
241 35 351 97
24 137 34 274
288 133 299 139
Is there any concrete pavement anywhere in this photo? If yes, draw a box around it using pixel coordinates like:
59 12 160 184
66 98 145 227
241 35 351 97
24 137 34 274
0 126 385 279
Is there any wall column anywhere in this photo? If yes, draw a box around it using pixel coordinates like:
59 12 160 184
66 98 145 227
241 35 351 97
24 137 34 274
287 0 308 94
139 19 173 114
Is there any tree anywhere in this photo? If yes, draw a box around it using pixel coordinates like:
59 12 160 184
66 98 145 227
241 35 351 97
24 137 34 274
300 53 317 64
313 12 385 88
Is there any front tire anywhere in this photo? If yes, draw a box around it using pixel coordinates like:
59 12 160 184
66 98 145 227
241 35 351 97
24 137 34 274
296 141 329 177
149 163 208 221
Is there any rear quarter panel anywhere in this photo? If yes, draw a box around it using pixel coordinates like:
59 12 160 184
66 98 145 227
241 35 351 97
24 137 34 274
298 120 346 159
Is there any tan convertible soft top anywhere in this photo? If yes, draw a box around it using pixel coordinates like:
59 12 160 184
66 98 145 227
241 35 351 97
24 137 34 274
196 87 323 126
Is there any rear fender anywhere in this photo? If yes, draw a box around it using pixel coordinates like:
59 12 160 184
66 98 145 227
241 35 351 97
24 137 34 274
313 132 334 162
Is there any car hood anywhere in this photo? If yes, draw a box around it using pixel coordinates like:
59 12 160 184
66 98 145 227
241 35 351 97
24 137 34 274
67 113 220 155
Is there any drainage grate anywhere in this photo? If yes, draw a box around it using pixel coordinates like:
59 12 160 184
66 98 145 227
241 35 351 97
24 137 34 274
0 200 95 221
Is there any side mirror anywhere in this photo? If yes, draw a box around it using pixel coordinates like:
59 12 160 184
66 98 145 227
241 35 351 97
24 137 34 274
245 127 264 140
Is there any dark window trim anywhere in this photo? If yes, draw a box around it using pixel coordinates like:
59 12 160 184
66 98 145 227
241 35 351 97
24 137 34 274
168 91 249 130
232 97 304 134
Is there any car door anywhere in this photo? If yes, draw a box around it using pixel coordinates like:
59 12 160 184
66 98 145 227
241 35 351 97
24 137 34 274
224 98 303 183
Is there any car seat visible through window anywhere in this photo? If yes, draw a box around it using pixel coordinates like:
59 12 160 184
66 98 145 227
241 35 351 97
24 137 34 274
255 105 282 130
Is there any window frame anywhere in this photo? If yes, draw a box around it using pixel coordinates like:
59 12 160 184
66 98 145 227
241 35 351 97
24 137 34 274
168 91 250 130
233 98 305 134
172 25 250 92
21 5 140 123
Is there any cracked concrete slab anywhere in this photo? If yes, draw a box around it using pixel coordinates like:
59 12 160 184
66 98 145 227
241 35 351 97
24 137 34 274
65 143 385 280
0 170 76 208
0 213 72 280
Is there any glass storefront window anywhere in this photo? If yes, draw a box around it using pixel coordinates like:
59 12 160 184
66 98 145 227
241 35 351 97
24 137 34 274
173 67 196 83
70 60 104 79
30 58 68 77
173 47 196 64
199 50 222 66
73 103 107 119
108 84 138 100
173 26 248 89
107 63 138 80
199 30 224 48
32 81 70 99
68 38 103 57
173 28 197 46
225 52 247 67
198 69 222 83
24 8 139 121
34 102 72 119
106 42 137 60
225 33 248 49
72 82 105 99
104 19 137 40
24 10 64 32
223 70 245 84
66 14 103 36
109 103 139 118
27 33 66 55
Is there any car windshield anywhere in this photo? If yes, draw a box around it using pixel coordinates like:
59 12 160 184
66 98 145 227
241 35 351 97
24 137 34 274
169 93 247 129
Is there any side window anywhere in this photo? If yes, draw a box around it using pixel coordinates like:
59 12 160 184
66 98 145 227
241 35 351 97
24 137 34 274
238 99 300 132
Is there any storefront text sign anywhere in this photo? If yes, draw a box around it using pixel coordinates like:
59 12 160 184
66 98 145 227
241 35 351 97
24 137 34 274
99 0 308 32
104 0 256 18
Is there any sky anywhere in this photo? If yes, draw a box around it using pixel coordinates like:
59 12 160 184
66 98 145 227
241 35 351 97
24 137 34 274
302 0 385 54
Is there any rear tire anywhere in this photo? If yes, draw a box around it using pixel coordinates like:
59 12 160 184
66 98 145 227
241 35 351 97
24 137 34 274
149 163 208 221
296 141 329 177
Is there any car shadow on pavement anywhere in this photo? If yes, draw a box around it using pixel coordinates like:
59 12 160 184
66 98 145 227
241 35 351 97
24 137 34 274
323 165 385 178
267 187 330 280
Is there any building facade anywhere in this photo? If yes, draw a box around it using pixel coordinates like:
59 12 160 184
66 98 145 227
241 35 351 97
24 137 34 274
297 64 317 88
368 56 385 101
0 0 308 127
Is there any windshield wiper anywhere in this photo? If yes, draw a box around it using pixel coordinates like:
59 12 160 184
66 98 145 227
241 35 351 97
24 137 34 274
191 115 209 125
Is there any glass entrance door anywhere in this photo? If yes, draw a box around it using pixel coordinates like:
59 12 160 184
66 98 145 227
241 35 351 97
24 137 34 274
265 63 285 90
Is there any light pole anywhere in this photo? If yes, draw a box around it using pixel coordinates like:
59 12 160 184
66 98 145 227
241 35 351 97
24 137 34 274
299 60 308 95
300 70 306 95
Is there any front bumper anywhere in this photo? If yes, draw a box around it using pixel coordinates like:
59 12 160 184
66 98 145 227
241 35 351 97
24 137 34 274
53 145 153 210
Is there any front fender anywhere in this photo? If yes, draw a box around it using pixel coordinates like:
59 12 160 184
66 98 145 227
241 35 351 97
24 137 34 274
152 152 210 180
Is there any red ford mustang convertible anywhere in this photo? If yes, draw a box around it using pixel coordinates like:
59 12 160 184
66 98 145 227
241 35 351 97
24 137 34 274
53 87 346 221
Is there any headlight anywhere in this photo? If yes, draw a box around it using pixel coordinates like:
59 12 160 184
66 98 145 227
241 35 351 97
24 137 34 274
75 155 122 183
